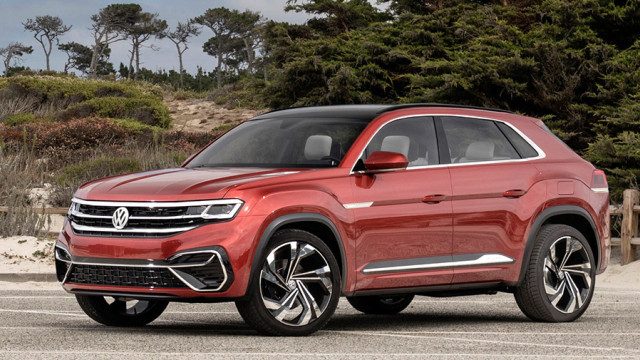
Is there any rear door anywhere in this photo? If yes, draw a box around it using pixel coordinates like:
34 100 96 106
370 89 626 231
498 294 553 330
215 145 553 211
437 116 543 284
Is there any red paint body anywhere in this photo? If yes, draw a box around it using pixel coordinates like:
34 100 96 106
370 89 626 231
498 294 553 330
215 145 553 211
59 107 610 299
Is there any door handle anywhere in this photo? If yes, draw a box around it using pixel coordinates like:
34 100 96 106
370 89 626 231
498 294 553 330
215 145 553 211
422 194 447 204
503 189 526 198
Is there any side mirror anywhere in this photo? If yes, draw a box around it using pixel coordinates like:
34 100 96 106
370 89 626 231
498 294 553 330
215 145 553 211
363 151 408 172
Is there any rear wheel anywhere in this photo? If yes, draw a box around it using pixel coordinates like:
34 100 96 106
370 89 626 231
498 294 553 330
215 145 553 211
76 295 168 326
236 229 341 336
515 224 595 322
347 295 414 314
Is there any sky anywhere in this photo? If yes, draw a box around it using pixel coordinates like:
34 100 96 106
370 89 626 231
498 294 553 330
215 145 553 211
0 0 310 74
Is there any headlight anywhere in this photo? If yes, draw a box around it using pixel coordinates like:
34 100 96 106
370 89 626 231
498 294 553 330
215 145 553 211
193 200 244 220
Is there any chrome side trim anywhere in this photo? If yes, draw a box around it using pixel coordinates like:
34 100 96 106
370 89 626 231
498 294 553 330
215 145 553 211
70 222 197 234
350 113 546 174
343 202 374 209
361 253 515 275
591 188 609 194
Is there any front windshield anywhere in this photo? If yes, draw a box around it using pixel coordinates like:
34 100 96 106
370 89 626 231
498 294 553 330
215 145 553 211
186 117 368 168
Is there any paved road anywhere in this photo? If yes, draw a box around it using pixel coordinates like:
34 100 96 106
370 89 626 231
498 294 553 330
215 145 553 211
0 286 639 359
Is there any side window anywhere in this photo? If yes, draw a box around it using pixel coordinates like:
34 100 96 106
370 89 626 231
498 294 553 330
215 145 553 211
440 117 520 163
361 117 438 167
495 122 539 158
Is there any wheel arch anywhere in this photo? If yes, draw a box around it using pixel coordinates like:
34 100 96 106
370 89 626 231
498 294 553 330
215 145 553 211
517 205 600 285
248 213 347 294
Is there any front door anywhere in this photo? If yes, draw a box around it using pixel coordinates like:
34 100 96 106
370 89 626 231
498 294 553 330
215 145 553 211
350 116 453 291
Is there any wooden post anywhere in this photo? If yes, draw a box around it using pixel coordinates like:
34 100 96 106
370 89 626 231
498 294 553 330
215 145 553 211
621 189 640 265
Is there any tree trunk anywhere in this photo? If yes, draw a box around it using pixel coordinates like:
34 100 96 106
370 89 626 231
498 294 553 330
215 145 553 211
89 40 101 79
128 47 135 79
216 37 223 88
243 38 254 74
135 45 141 80
45 40 52 71
176 43 184 89
3 56 10 77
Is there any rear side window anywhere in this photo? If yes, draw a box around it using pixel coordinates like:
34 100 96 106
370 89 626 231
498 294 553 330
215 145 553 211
496 122 539 158
440 117 520 163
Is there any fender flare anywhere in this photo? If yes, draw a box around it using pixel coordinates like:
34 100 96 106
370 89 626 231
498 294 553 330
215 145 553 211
247 213 348 293
517 205 600 285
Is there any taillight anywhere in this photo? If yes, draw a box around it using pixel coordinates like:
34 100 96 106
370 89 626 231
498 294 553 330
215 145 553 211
591 169 608 192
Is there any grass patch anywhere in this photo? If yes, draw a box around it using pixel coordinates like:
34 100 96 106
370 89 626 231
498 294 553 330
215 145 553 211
4 113 40 126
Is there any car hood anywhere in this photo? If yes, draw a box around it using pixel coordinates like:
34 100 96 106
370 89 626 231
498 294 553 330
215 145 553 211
74 167 304 202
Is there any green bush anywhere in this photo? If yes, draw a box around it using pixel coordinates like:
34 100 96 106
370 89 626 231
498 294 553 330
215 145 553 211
65 97 171 128
108 118 162 134
173 90 208 100
4 113 39 126
0 75 163 101
57 157 142 186
0 75 171 128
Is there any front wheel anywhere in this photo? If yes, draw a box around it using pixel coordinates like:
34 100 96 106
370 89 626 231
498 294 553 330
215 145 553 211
347 294 414 314
236 229 341 336
76 295 168 326
515 224 595 322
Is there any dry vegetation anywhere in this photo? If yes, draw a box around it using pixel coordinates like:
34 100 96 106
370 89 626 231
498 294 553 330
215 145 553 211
0 74 260 238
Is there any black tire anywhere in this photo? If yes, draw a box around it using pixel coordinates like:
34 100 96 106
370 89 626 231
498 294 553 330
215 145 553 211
515 224 596 322
236 229 341 336
347 294 414 314
76 295 168 326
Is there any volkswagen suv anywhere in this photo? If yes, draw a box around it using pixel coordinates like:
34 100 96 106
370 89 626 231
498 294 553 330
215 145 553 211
55 104 610 336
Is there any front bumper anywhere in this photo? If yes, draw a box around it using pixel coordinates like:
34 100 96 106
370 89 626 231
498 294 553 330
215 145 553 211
56 242 233 294
56 215 263 299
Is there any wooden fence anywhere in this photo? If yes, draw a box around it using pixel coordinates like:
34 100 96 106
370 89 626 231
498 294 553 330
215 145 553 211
1 190 640 265
610 189 640 265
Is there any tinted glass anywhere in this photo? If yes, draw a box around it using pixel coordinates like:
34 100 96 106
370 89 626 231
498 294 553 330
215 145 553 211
496 122 539 158
187 118 368 168
440 117 520 163
361 117 438 167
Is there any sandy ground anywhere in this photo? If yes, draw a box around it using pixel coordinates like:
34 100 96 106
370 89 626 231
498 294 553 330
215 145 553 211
165 97 262 132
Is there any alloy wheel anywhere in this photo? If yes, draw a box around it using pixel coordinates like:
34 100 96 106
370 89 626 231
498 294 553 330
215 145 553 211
543 236 592 314
259 241 333 327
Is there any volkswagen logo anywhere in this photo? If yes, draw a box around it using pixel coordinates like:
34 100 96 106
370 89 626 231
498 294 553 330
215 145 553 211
112 207 129 230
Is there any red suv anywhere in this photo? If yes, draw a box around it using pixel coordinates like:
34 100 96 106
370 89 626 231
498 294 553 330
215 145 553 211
55 105 610 335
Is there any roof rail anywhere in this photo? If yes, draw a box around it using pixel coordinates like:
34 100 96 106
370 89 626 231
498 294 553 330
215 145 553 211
380 103 514 114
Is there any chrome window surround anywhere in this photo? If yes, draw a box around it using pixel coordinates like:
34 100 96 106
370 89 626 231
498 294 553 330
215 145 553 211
350 114 546 174
68 198 244 235
55 243 229 292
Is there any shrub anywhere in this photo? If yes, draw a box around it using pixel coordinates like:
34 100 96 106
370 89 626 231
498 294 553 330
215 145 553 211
61 97 171 128
108 118 161 134
0 75 171 128
4 113 39 126
173 90 208 100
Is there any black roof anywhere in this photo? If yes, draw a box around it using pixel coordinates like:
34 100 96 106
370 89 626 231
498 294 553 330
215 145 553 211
251 103 513 121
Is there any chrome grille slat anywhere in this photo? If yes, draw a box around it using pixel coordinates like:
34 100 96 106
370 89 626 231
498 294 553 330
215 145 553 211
68 198 243 238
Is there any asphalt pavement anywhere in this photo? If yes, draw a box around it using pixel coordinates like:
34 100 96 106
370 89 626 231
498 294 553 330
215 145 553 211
0 286 639 359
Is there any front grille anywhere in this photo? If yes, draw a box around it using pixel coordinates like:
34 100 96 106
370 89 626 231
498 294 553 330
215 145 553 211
70 216 208 229
78 204 189 217
68 198 242 238
68 265 187 288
